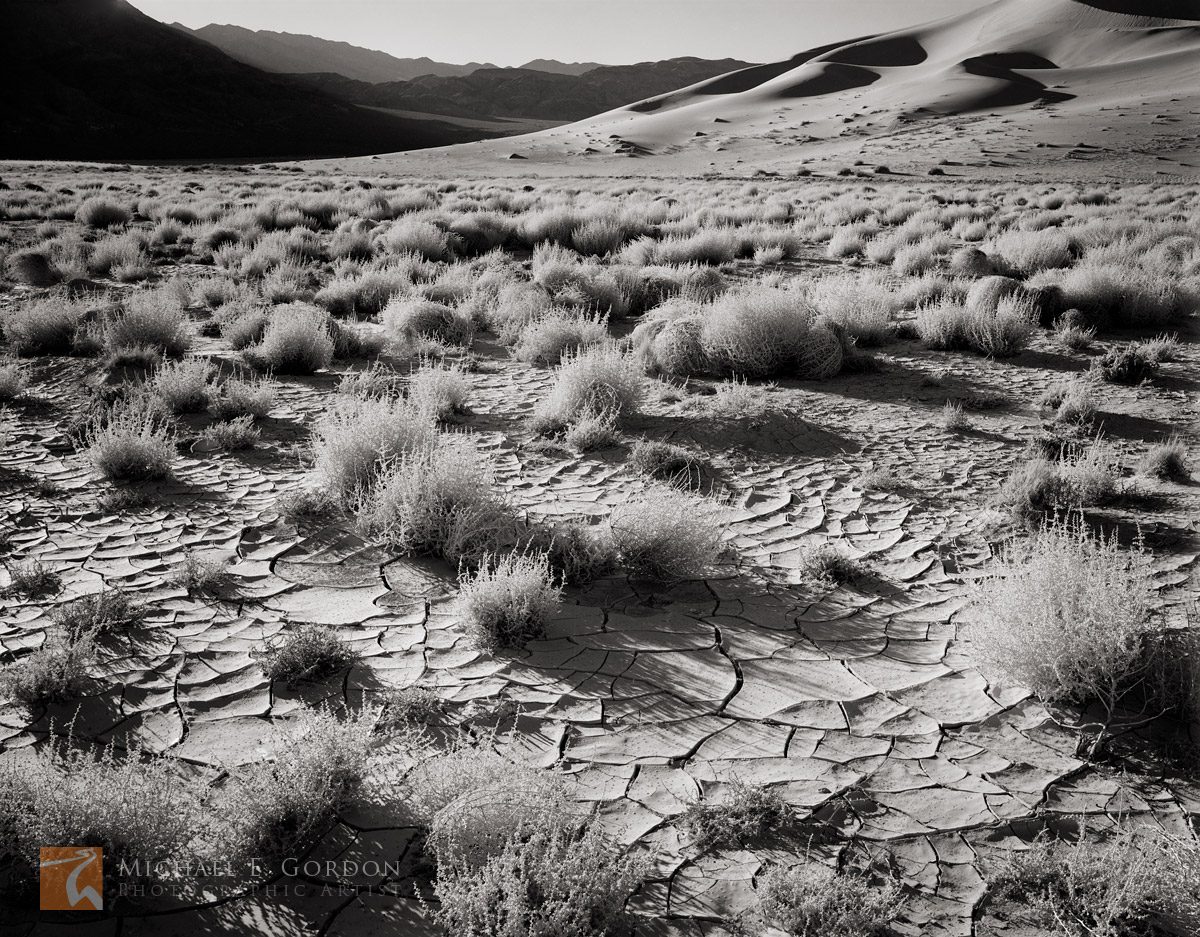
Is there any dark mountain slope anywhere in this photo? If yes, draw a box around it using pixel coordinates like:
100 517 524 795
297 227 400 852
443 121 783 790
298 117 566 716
1 0 496 160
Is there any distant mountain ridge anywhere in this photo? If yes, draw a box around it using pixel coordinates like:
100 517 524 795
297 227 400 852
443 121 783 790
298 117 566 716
297 58 758 122
174 23 499 82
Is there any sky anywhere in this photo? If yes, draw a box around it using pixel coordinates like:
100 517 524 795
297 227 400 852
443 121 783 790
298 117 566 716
129 1 988 67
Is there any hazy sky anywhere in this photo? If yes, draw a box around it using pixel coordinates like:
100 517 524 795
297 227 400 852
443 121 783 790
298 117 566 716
130 1 987 66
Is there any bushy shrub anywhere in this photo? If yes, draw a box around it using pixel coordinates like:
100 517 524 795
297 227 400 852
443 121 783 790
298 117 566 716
76 197 131 228
198 415 260 450
563 408 620 452
254 624 357 684
795 543 867 588
2 296 88 356
1091 344 1157 385
0 628 96 706
997 446 1118 520
107 291 192 358
311 396 434 496
84 396 175 481
609 486 725 580
751 863 899 937
150 357 212 414
680 780 789 850
530 345 645 434
527 522 620 585
358 436 517 568
53 588 147 639
252 303 334 374
225 707 375 861
968 296 1037 357
459 552 562 651
628 438 705 487
512 309 608 364
1138 437 1190 480
700 287 814 377
0 359 27 400
210 376 275 420
806 273 896 347
384 297 473 346
406 363 470 421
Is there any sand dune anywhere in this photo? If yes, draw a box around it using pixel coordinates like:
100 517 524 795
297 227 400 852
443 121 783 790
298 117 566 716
359 0 1200 178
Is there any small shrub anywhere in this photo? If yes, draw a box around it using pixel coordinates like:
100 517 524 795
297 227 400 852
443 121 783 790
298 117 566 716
609 486 725 581
225 707 375 861
198 415 260 451
4 560 62 600
700 287 813 377
752 862 900 937
969 296 1037 357
628 438 705 487
0 360 28 400
150 357 212 414
564 408 619 451
406 363 470 421
1091 344 1157 385
512 309 608 364
171 552 232 596
528 522 620 585
796 543 866 589
459 552 562 652
210 376 275 420
1039 379 1098 426
2 296 87 356
252 304 334 374
940 400 971 432
680 780 788 850
106 291 192 358
1138 437 1190 480
1138 332 1181 363
1054 319 1095 352
359 436 518 569
254 624 357 684
311 396 434 497
53 588 147 639
0 629 96 706
76 197 131 228
530 345 645 433
275 487 335 523
384 298 473 346
84 396 174 481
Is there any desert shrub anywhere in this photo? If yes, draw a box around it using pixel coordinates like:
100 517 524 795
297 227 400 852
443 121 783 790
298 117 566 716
377 686 443 729
941 399 971 431
210 376 275 420
563 408 620 451
432 822 645 937
406 363 470 421
609 486 725 580
52 588 147 639
5 248 61 286
337 362 405 399
572 218 633 256
459 552 562 652
0 359 27 400
384 297 473 346
0 628 96 706
527 522 620 585
84 396 175 481
252 304 334 374
0 739 204 898
700 287 814 377
806 273 896 347
968 296 1037 357
680 780 788 850
326 317 385 360
986 825 1200 937
997 446 1118 520
76 197 131 228
989 228 1073 275
752 863 900 937
218 307 269 351
2 296 88 356
382 219 455 261
107 291 192 357
968 521 1156 722
634 310 709 377
628 438 705 487
150 357 212 414
796 543 866 589
708 376 777 424
512 309 608 364
1053 320 1095 352
1137 332 1181 363
198 415 260 450
225 707 375 861
171 552 231 596
1051 263 1188 327
4 560 62 600
1138 437 1190 480
915 302 971 350
1091 344 1157 384
275 486 336 523
311 396 434 496
948 246 996 278
254 624 357 684
359 436 518 568
530 345 645 434
88 232 148 279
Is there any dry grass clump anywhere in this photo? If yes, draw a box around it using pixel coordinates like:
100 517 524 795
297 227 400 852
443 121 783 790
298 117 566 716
1090 343 1157 385
1053 319 1095 352
253 624 358 685
150 357 212 414
359 436 518 569
83 396 175 481
512 309 608 364
563 408 620 451
52 588 147 639
384 297 473 346
968 521 1157 724
405 362 470 421
76 197 131 228
224 707 375 862
940 399 971 432
986 825 1200 937
209 375 275 420
529 344 645 435
0 739 204 898
528 522 620 585
680 779 788 850
806 273 896 347
106 291 192 358
4 559 62 600
311 395 435 496
1137 332 1181 363
609 486 725 581
1038 378 1098 426
796 543 866 589
0 628 96 706
251 303 334 374
751 862 900 937
997 445 1119 520
700 287 815 377
458 552 562 652
628 437 706 487
5 248 61 287
1049 263 1188 328
916 298 1036 357
1138 437 1190 480
2 296 89 356
170 551 232 596
198 415 260 450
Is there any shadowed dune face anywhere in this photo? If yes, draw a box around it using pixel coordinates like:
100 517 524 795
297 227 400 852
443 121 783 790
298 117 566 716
1076 0 1200 19
776 62 881 99
817 34 929 67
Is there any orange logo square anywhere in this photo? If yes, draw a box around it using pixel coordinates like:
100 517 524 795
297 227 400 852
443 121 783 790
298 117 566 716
40 847 103 910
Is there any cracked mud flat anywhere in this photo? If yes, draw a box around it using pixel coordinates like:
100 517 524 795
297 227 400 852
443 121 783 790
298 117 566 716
1 173 1198 937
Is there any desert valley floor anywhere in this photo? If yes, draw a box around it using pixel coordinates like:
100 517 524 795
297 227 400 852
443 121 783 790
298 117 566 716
0 162 1197 937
